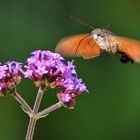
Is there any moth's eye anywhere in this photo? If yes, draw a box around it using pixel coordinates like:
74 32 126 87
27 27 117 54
97 33 103 37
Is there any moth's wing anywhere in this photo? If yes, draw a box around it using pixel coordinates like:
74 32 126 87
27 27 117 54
55 34 101 59
115 36 140 63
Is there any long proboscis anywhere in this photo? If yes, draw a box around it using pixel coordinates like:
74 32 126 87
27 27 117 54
73 34 91 57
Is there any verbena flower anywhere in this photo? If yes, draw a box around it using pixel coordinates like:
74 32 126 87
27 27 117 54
23 50 88 108
57 77 87 109
0 61 22 96
23 50 64 86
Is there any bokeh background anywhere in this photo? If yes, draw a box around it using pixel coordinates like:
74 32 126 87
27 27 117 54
0 0 140 140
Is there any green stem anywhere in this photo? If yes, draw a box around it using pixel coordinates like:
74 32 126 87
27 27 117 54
12 91 32 113
33 87 44 114
25 87 44 140
37 101 63 118
25 117 37 140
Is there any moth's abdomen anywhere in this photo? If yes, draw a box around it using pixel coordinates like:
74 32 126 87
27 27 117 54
116 36 140 63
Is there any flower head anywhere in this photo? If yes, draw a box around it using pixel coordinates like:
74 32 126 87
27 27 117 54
57 76 87 109
23 50 64 84
0 61 22 96
23 50 88 108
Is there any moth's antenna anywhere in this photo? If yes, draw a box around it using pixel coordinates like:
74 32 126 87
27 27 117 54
74 34 91 57
70 15 94 30
101 24 112 29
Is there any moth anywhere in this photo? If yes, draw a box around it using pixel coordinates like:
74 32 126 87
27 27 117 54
55 19 140 63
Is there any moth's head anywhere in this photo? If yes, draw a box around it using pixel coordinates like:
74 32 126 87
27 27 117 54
91 28 114 41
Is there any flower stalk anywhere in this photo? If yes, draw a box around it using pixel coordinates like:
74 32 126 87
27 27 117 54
25 89 63 140
25 87 44 140
25 116 37 140
37 101 63 118
12 90 32 114
32 87 44 114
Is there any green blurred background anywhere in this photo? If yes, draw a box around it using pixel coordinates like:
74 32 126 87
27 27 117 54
0 0 140 140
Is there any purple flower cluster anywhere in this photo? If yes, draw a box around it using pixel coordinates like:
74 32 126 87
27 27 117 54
0 50 87 108
23 50 88 108
0 61 22 96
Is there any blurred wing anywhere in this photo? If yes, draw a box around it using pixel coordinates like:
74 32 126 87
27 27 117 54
55 34 101 59
116 36 140 63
